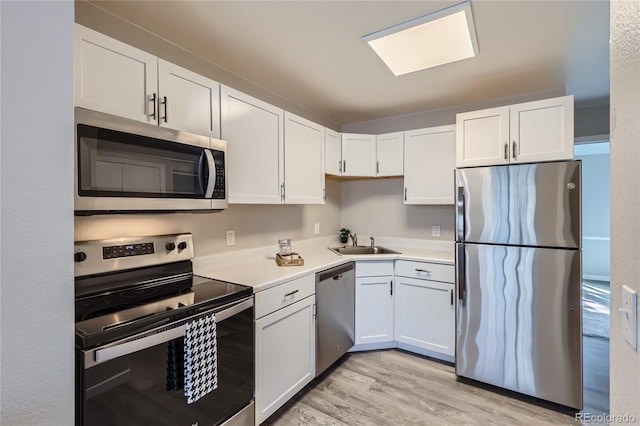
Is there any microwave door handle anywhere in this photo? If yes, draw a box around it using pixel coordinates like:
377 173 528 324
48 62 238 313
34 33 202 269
203 149 216 198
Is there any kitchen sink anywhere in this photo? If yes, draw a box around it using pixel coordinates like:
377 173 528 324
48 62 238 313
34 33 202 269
328 246 400 255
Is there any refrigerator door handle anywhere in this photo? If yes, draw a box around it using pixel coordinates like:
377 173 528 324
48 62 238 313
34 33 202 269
456 185 465 241
456 244 465 300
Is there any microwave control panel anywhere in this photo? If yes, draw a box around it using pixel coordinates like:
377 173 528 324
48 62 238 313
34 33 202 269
103 243 155 259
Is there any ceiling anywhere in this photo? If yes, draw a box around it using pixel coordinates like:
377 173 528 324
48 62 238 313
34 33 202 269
88 0 610 125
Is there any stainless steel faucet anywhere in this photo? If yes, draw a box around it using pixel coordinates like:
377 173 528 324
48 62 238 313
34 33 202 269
350 233 358 246
370 236 375 247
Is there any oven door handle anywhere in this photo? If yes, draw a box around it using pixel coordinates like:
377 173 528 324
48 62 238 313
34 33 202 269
87 297 253 368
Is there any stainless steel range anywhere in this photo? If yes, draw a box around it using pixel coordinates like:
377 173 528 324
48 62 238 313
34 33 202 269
74 233 254 426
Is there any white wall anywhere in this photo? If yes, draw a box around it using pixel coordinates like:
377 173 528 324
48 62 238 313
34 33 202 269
340 179 454 241
75 179 341 255
610 0 640 420
0 2 75 424
575 144 610 281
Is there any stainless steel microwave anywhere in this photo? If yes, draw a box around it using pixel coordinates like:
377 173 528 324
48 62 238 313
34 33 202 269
74 108 227 214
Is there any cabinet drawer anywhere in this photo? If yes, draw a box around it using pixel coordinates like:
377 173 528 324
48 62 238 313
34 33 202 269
255 274 315 319
355 260 394 277
395 260 454 283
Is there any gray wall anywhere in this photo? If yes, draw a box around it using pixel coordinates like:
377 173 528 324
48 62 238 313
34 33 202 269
75 180 342 255
610 0 640 420
0 2 75 424
340 179 455 241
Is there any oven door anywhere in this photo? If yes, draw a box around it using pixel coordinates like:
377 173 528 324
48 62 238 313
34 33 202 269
74 108 227 213
76 297 253 426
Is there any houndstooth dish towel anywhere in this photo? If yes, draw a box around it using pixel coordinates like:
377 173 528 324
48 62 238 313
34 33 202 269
184 314 218 404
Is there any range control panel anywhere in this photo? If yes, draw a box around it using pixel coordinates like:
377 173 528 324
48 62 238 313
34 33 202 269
74 233 194 278
103 243 155 259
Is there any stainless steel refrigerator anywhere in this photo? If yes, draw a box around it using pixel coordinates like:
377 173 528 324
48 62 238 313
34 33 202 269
455 160 582 410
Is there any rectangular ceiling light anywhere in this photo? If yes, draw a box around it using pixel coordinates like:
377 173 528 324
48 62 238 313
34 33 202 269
363 1 478 76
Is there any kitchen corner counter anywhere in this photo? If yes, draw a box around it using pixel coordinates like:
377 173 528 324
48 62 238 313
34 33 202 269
194 236 454 293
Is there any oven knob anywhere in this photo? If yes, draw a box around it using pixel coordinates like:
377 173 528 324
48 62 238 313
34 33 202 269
74 251 87 262
178 242 188 250
166 242 176 251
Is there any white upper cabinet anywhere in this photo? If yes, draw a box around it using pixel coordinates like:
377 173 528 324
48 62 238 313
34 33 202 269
221 86 284 204
509 96 574 164
456 95 574 167
324 128 342 176
74 24 221 138
157 59 220 138
404 125 455 205
75 24 157 124
376 132 404 177
284 112 325 204
456 106 510 167
341 133 377 177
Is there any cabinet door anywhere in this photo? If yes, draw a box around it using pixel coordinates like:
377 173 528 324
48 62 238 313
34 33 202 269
284 112 325 204
74 24 157 124
221 86 284 204
325 128 342 176
404 125 455 205
510 95 574 164
395 276 455 356
341 133 376 177
157 59 220 138
456 106 510 167
355 276 394 345
376 132 404 176
255 295 315 424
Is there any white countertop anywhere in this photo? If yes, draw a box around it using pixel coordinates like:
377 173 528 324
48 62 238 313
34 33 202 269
194 236 454 292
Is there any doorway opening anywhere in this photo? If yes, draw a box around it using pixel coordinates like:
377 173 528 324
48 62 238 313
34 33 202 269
574 140 610 416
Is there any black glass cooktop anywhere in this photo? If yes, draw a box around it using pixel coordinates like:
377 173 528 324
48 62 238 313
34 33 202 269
75 275 252 349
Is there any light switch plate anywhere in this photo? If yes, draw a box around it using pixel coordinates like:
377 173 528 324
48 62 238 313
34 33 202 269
621 285 637 350
225 229 235 247
314 223 320 235
432 225 441 237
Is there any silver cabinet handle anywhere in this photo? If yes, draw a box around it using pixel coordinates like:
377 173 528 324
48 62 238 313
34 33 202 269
338 160 342 173
512 141 517 160
149 93 157 120
280 183 285 202
404 187 407 201
376 161 380 175
450 288 454 306
343 160 346 173
415 268 432 276
284 289 299 298
390 280 393 296
504 142 508 160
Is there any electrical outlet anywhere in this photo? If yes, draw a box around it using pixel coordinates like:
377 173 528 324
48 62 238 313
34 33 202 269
225 229 235 247
432 225 441 237
621 285 637 350
314 223 320 235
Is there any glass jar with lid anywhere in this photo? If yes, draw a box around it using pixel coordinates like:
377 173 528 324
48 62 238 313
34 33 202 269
278 239 292 259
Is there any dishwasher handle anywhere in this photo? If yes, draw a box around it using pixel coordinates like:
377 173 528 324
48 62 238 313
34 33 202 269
316 262 354 283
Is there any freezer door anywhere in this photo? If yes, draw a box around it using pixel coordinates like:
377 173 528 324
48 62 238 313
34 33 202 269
456 161 581 248
456 243 582 409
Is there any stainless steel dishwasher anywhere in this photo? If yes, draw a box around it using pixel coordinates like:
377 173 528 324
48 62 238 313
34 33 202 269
315 262 355 376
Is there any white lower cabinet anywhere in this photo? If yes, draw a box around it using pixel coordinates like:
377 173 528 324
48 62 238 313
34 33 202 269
354 261 394 346
394 260 455 360
254 276 315 425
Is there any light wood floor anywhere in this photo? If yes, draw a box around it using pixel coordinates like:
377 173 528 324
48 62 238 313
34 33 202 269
265 337 609 426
